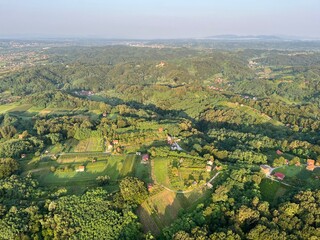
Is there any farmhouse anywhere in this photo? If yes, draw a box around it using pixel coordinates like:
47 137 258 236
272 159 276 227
76 166 85 172
113 140 119 145
206 165 212 172
274 172 285 180
141 154 149 164
21 154 26 159
306 159 315 171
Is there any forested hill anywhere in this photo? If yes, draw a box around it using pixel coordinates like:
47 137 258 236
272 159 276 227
1 45 320 106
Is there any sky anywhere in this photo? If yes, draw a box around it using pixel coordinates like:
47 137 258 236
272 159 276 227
0 0 319 39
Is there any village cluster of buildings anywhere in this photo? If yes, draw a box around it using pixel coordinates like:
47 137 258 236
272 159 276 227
208 86 224 91
73 90 95 97
0 51 48 71
260 149 319 182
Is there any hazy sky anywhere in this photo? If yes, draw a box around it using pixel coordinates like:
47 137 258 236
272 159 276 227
0 0 319 39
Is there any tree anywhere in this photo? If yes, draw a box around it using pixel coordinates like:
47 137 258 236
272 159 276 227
96 175 110 186
0 158 19 179
119 177 148 205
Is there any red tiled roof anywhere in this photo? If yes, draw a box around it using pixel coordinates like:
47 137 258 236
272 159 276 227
274 172 285 179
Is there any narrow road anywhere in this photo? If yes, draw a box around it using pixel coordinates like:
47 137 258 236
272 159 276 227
207 172 221 184
266 175 292 187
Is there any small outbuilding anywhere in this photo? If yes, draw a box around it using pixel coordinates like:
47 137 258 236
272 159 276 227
306 159 315 171
276 150 283 155
76 166 85 172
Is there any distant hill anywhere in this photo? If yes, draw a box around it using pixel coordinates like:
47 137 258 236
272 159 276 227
205 35 290 41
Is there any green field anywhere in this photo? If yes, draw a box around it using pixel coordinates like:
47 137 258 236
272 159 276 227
153 157 170 187
24 155 127 193
119 154 136 177
274 165 320 188
259 178 290 205
0 103 20 113
8 104 33 113
135 160 151 183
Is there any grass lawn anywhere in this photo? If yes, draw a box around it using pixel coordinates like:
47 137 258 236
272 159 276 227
135 161 151 183
275 165 304 178
153 157 170 187
273 165 319 188
119 154 136 177
0 103 20 113
259 178 291 205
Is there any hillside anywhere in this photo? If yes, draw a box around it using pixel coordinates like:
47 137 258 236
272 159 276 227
0 41 319 239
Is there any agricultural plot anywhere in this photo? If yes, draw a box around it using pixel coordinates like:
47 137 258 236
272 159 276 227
74 137 104 152
153 156 209 190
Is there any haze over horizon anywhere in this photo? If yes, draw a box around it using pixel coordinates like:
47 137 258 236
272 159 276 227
1 0 319 39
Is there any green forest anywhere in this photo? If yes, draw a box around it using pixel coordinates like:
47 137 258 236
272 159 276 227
0 40 319 239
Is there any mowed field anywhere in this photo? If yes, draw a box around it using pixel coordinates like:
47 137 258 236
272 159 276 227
259 178 291 205
153 157 171 187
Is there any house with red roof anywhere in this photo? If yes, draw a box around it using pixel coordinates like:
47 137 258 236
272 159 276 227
276 150 283 155
274 172 285 180
141 154 149 164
